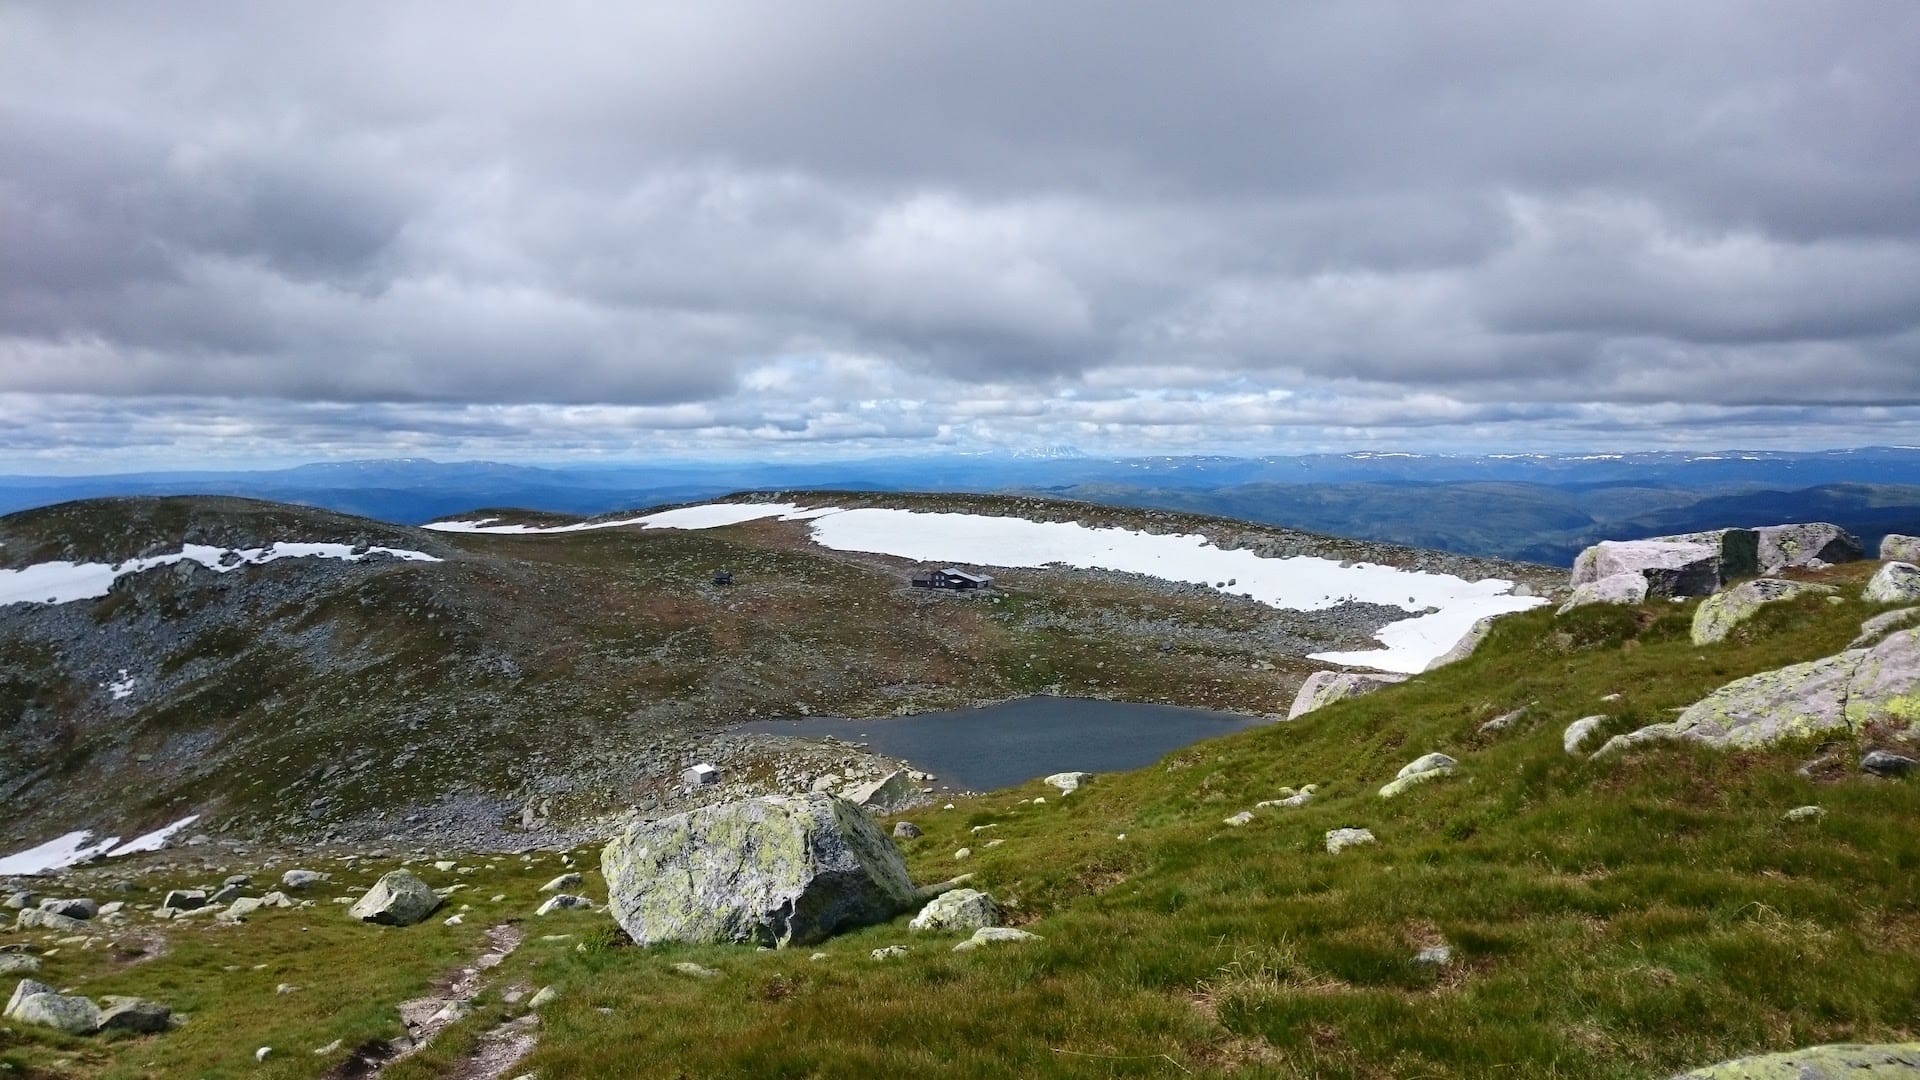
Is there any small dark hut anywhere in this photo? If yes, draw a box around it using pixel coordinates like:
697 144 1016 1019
911 567 994 590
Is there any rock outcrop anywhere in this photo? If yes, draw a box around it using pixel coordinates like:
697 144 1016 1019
1863 562 1920 604
1691 578 1837 644
1287 671 1407 720
1595 628 1920 755
600 793 917 948
1852 607 1920 648
1425 616 1496 671
1670 1041 1920 1078
1564 716 1606 755
1570 524 1862 604
841 771 918 814
347 870 442 926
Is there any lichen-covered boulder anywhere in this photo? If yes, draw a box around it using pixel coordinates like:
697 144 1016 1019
1692 579 1837 645
1881 535 1920 563
601 793 917 948
280 869 328 890
1557 571 1650 614
908 888 1003 934
347 870 442 927
1864 562 1920 604
1751 523 1864 573
6 978 53 1018
1325 827 1376 854
1596 629 1920 755
37 898 96 921
1670 1041 1920 1078
1570 539 1724 598
1287 671 1406 720
1377 752 1457 798
1043 771 1091 794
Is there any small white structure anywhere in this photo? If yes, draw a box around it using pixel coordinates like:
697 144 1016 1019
682 763 721 787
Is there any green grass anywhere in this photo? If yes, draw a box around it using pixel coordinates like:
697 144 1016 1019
6 571 1915 1077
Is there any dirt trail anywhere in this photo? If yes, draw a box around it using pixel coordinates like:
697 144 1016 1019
329 923 526 1078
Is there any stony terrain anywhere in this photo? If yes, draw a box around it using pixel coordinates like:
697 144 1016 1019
0 493 1558 857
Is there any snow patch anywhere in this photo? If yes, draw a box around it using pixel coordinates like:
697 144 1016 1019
105 669 137 700
423 504 839 534
800 507 1545 673
105 815 201 857
0 543 440 608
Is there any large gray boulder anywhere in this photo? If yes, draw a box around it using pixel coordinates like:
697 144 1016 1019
1670 1041 1920 1078
1864 562 1920 604
601 793 917 948
11 990 102 1035
1595 628 1920 755
38 898 96 921
1881 535 1920 563
6 978 53 1017
1558 571 1650 614
15 908 89 933
1691 579 1836 645
97 996 172 1034
1570 524 1862 601
841 770 918 814
908 888 1003 934
1287 671 1407 720
347 870 442 927
1570 539 1725 598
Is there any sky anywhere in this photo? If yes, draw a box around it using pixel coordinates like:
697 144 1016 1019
3 2 1918 471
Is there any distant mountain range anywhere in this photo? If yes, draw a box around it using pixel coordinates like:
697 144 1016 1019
5 447 1920 566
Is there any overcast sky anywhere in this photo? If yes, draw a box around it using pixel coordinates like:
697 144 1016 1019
4 2 1918 470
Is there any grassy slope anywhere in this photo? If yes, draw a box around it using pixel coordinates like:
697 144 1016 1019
5 564 1916 1078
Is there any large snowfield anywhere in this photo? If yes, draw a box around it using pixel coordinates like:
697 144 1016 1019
429 502 1545 673
0 542 440 608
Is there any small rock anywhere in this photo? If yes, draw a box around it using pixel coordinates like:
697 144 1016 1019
540 873 582 893
0 955 42 976
1413 945 1452 967
953 847 971 861
892 822 922 840
809 952 829 962
256 1047 272 1062
1222 811 1254 827
161 889 207 911
1043 772 1090 795
528 986 560 1007
314 1039 344 1055
909 889 1003 934
281 870 329 890
275 983 299 994
668 962 722 979
952 927 1040 952
12 991 103 1035
535 894 595 916
38 898 97 921
1564 716 1606 755
1864 562 1920 604
1326 828 1376 855
444 914 464 926
1783 806 1826 822
1862 750 1916 778
870 945 910 960
1480 707 1528 733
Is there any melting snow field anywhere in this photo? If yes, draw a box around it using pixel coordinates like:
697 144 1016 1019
0 543 440 608
0 815 199 876
430 501 1545 673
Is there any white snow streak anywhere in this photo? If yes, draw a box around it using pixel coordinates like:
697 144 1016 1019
105 815 202 857
0 543 440 608
0 814 204 876
105 669 137 700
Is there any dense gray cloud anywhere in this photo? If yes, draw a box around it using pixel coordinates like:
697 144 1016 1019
1 1 1916 466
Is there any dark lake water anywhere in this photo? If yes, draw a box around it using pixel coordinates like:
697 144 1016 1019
734 696 1269 792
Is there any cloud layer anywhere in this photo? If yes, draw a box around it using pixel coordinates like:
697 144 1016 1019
3 2 1917 465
